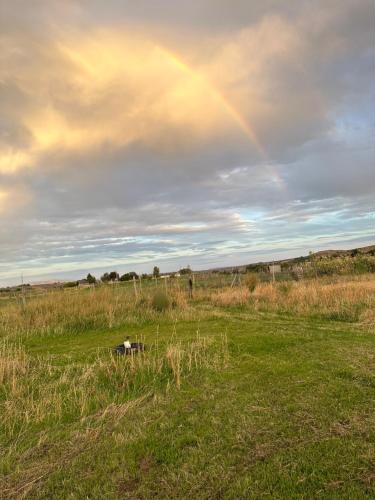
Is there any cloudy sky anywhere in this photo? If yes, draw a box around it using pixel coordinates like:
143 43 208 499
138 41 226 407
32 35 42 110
0 0 374 284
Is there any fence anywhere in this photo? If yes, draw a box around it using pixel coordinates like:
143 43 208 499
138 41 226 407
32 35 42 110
0 269 314 305
1 256 374 305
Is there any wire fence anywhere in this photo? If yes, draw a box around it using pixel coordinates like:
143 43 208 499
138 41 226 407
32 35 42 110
1 259 374 306
0 269 322 304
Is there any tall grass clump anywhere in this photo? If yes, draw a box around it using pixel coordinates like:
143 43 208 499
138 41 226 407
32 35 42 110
359 307 375 332
244 273 258 293
0 341 28 388
151 290 170 312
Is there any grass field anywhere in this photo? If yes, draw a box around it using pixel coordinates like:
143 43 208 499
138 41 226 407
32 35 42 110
1 275 375 498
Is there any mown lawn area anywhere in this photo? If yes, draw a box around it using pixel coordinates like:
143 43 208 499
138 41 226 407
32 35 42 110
1 311 375 498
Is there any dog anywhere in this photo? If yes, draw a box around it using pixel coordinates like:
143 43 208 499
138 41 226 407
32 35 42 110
113 342 146 355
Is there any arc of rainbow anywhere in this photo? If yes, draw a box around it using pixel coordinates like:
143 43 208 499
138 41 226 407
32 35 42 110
154 45 265 157
155 45 288 194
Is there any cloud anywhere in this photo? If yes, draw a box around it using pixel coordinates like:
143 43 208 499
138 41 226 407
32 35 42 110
0 183 32 216
0 27 264 175
0 12 331 174
0 0 374 284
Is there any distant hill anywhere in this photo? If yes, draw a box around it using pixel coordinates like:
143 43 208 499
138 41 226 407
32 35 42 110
31 280 69 286
209 244 375 274
313 245 375 258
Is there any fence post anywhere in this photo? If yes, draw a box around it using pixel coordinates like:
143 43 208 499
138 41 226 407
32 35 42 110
21 273 26 308
133 276 138 298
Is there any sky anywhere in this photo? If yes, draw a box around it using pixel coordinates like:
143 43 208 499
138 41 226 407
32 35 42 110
0 0 374 285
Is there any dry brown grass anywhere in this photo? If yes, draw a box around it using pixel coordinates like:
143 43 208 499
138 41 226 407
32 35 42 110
251 275 375 320
211 287 250 307
165 333 228 388
201 274 375 323
359 307 375 331
0 286 192 339
0 342 29 387
0 275 373 345
244 273 258 292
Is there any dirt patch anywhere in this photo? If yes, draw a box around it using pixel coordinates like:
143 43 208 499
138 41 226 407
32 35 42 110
118 477 140 495
139 455 155 473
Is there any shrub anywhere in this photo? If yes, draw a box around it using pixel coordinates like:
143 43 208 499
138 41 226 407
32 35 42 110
353 256 375 274
63 281 78 288
244 273 258 293
152 291 170 312
120 272 139 282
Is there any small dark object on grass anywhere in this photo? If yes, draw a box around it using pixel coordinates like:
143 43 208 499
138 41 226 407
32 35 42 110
113 342 146 355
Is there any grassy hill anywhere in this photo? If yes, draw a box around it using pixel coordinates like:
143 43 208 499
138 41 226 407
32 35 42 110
211 244 375 275
313 245 375 257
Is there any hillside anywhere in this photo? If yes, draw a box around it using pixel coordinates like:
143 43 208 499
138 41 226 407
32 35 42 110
211 244 375 274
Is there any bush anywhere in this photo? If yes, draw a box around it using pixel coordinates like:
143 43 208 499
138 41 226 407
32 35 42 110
152 291 170 312
120 272 139 282
244 273 258 293
353 256 375 274
63 281 78 288
311 255 375 277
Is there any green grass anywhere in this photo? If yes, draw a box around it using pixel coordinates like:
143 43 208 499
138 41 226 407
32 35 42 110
1 308 375 498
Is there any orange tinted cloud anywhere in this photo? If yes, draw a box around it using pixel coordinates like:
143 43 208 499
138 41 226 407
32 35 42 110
0 185 32 215
2 24 286 173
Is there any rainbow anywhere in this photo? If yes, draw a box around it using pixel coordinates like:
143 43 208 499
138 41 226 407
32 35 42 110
154 45 265 157
154 45 288 193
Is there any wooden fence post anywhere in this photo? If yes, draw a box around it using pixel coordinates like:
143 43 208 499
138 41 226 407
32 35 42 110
133 276 138 298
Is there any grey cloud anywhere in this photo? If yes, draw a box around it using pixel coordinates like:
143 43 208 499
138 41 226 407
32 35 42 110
0 0 374 284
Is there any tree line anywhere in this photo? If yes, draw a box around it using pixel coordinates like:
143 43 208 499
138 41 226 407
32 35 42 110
81 266 192 285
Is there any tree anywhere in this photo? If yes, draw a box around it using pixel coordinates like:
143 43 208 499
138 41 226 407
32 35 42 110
100 272 110 282
179 267 192 275
120 272 139 282
109 271 119 281
153 266 160 278
86 273 96 284
100 272 119 282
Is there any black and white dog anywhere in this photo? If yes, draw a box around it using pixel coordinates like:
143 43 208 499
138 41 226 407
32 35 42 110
113 342 146 355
